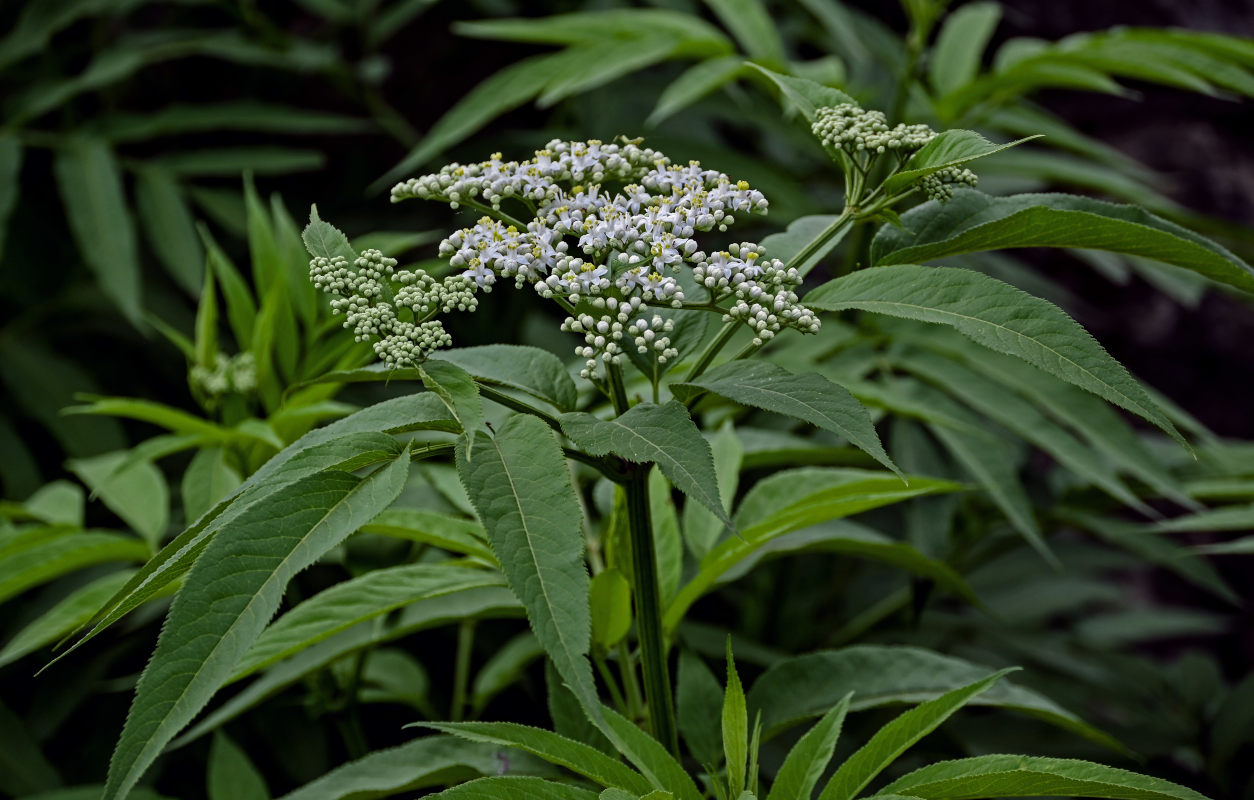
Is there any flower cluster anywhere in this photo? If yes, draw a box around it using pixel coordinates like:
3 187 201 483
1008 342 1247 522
811 104 980 202
310 249 476 368
191 352 256 397
389 138 819 376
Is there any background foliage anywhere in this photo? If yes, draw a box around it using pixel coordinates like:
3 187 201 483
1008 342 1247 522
0 1 1251 799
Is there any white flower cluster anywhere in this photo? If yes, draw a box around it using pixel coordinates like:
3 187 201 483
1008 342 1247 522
393 138 820 377
309 248 477 368
191 352 256 397
811 104 980 203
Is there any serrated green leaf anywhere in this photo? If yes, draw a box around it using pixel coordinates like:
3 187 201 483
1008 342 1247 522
0 569 133 668
302 205 357 263
877 754 1210 800
673 361 899 477
275 735 547 800
666 469 965 632
456 416 599 725
433 776 601 799
748 645 1124 752
422 359 484 442
362 508 495 563
561 402 728 527
68 451 168 548
104 450 410 800
232 563 504 681
724 641 749 797
590 568 632 649
805 265 1186 447
816 669 1016 800
929 3 1001 95
53 138 142 324
417 722 653 795
438 346 578 412
0 134 23 262
603 708 703 800
704 0 786 63
766 693 851 800
883 132 1039 196
680 425 741 561
677 650 724 768
871 192 1254 293
470 631 544 716
0 526 145 606
747 64 856 121
66 397 231 441
208 732 269 800
538 37 682 108
649 56 745 125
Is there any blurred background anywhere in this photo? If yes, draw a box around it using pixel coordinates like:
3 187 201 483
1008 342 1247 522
0 1 1251 798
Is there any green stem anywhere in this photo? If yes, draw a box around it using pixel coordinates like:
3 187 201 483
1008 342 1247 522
624 466 679 753
616 641 646 723
477 383 563 431
594 649 630 714
451 620 475 722
607 363 631 415
786 208 855 274
683 320 741 383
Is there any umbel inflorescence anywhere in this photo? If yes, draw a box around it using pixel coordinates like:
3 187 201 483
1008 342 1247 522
812 104 978 202
312 138 821 375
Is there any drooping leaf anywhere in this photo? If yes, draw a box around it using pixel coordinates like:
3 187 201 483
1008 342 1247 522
104 451 410 800
648 56 745 125
804 265 1187 447
560 402 729 526
672 361 899 477
747 645 1124 752
416 722 653 795
747 64 856 121
0 570 133 668
362 509 495 563
815 669 1015 800
437 346 578 412
765 693 851 800
537 37 683 108
231 564 505 680
0 527 146 605
871 191 1254 294
53 138 142 324
877 755 1210 800
456 416 599 724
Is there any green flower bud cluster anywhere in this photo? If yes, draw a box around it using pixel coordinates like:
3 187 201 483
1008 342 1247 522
191 352 256 397
920 167 978 202
812 104 935 155
309 248 478 368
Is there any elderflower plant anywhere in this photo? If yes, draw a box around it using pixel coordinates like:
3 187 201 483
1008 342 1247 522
312 138 821 378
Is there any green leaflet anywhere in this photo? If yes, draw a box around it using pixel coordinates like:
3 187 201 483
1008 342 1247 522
104 450 411 800
765 694 851 800
173 587 521 748
361 509 496 563
747 645 1124 752
52 138 142 324
560 401 729 527
877 755 1210 800
422 359 485 442
203 229 258 348
603 708 704 800
208 732 269 800
677 650 724 768
437 345 578 412
881 132 1039 196
452 9 730 48
665 469 966 632
471 632 544 716
804 265 1187 447
679 425 742 561
747 64 855 121
416 722 653 795
537 37 681 108
929 2 1001 95
589 568 632 649
96 102 371 142
0 569 133 668
816 669 1016 800
230 563 505 680
301 204 357 263
704 0 786 63
723 642 749 798
672 361 900 478
648 56 745 125
0 527 148 605
1152 502 1254 533
134 166 203 294
182 447 243 526
456 416 599 725
275 735 549 800
67 451 169 547
870 191 1254 294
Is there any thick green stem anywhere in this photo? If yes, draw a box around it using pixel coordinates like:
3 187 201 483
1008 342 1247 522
684 320 741 383
624 466 679 753
451 620 475 722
